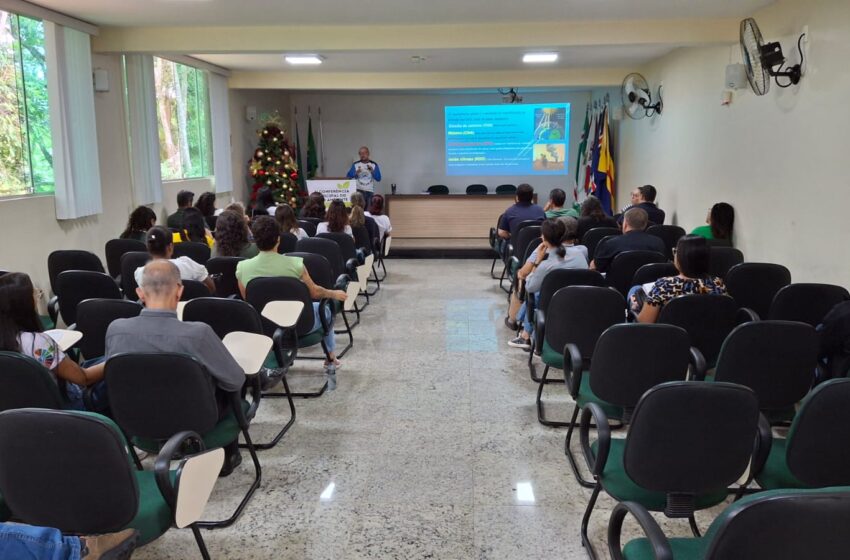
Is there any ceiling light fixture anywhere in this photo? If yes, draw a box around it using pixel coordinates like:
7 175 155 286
523 53 558 64
285 55 324 65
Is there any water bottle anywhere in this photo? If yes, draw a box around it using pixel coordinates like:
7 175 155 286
391 183 397 195
326 365 337 391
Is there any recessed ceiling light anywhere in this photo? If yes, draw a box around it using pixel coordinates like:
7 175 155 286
285 55 323 65
523 53 558 64
410 55 428 64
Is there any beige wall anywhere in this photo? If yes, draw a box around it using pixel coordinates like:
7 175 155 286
617 0 850 284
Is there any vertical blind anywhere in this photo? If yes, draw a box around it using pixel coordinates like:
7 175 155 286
124 54 163 205
208 72 232 194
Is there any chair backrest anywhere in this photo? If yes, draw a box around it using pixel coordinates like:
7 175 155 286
785 378 850 487
317 232 358 262
657 294 742 367
55 270 122 326
183 297 263 339
646 225 686 259
0 408 138 534
47 250 104 294
582 227 621 261
287 252 335 289
0 352 65 411
703 488 850 559
245 276 316 337
298 220 317 237
536 269 606 313
706 237 734 248
495 184 516 195
769 283 850 327
545 286 625 364
296 237 345 279
589 324 691 410
509 218 542 240
607 250 668 297
105 239 146 278
709 247 744 279
172 242 211 265
427 184 449 195
726 262 791 319
631 262 679 287
75 299 142 360
511 225 542 264
180 279 211 302
106 353 221 440
205 256 244 298
625 381 759 506
300 216 322 226
277 231 298 254
352 225 372 256
466 184 488 195
120 251 151 302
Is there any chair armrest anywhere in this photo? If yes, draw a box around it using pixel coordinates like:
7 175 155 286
318 298 333 333
564 343 584 398
355 248 365 265
509 256 520 280
608 502 673 560
345 258 359 280
48 295 59 326
154 430 205 511
581 402 611 477
230 387 257 429
334 274 351 291
749 413 774 482
272 326 297 368
688 347 707 381
534 307 546 356
738 307 760 323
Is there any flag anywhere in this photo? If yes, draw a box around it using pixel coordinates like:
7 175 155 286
574 107 590 203
593 106 616 216
583 109 599 201
294 117 307 194
307 116 318 179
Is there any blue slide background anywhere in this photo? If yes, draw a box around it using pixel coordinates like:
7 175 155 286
445 103 570 176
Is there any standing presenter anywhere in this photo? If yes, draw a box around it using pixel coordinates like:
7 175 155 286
346 146 381 209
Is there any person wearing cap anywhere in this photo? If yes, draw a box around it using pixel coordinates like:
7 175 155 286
166 189 194 230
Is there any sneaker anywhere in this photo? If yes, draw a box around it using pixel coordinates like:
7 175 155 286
79 529 139 560
507 336 531 350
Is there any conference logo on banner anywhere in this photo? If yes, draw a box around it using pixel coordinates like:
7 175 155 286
306 179 356 207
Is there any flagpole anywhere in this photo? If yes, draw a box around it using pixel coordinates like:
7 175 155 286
318 106 326 177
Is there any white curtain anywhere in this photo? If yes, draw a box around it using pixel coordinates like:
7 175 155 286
124 54 163 205
208 72 233 194
44 22 103 219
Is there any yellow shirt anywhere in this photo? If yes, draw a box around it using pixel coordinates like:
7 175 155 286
173 231 214 248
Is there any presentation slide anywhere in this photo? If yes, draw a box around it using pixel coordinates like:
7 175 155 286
445 103 570 176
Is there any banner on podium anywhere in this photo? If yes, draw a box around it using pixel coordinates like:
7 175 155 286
306 178 355 207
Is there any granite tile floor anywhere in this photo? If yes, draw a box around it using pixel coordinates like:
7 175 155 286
133 259 729 559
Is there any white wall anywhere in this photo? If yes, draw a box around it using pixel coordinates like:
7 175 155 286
617 0 850 284
287 90 595 198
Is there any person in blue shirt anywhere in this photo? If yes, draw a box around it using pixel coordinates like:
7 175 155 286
497 183 546 240
346 146 381 210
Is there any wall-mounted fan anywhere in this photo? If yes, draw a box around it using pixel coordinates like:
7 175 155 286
621 73 663 119
740 17 805 96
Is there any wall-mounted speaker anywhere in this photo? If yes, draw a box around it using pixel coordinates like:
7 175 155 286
93 68 109 92
725 63 748 90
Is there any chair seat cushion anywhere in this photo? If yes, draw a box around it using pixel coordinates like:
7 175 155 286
541 340 563 369
592 439 729 511
754 438 807 490
132 400 250 452
576 375 623 420
298 329 324 349
623 537 707 560
130 470 174 545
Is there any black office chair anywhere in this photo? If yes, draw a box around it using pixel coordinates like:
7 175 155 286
608 488 850 560
506 225 542 296
300 217 322 226
709 246 744 279
631 262 678 287
500 219 543 292
206 256 244 298
426 185 449 195
120 251 151 302
509 238 542 304
606 250 667 297
277 231 298 254
297 237 360 327
713 320 818 424
706 237 734 248
172 242 211 265
495 184 516 195
564 324 698 488
298 220 317 237
769 283 850 327
75 299 142 361
582 227 621 261
646 224 686 260
55 270 122 327
0 352 68 411
105 239 146 279
105 352 261 529
317 233 364 278
489 213 505 279
47 250 105 325
180 279 213 301
352 225 380 296
466 184 488 195
0 408 220 558
726 262 791 320
183 297 295 449
579 381 760 559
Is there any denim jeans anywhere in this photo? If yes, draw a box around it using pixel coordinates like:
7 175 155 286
516 298 535 339
358 190 374 211
309 302 336 353
0 523 81 560
64 357 109 413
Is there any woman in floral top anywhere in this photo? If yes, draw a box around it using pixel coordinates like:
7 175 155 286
632 235 727 323
0 272 106 410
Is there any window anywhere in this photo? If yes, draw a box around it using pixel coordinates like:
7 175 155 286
153 57 213 180
0 10 53 197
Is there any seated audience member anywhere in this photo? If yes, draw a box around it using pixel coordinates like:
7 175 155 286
0 272 107 411
173 207 214 247
630 235 727 323
365 194 391 242
225 201 247 218
576 195 619 240
255 186 277 216
275 204 308 240
317 200 354 237
212 210 260 258
106 260 246 473
166 189 194 229
617 184 666 226
692 202 735 242
352 191 381 242
508 218 588 349
543 188 578 219
0 523 138 560
119 206 157 241
497 183 546 240
136 226 215 293
591 207 666 273
195 191 218 231
349 203 367 231
235 216 347 371
300 192 326 220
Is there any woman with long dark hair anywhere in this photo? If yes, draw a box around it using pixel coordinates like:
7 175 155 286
120 206 157 241
274 205 308 240
365 194 392 241
692 202 735 241
317 200 353 237
174 207 214 247
576 195 618 240
0 272 106 410
212 210 259 258
142 226 215 293
300 192 326 220
195 191 218 230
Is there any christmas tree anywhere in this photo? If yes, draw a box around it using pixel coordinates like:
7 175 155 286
248 116 304 209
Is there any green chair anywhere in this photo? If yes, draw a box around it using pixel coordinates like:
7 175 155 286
0 351 72 411
608 487 850 560
0 408 223 558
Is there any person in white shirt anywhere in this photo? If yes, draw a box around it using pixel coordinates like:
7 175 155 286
274 204 308 240
365 194 392 242
134 226 215 293
346 146 381 210
317 200 354 238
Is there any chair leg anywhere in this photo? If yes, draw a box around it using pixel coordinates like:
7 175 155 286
242 374 297 451
365 263 381 294
499 263 511 293
196 430 262 529
529 359 565 384
688 515 702 538
565 407 596 488
376 256 387 281
490 255 499 278
581 484 602 559
333 310 354 358
191 524 211 560
536 366 572 428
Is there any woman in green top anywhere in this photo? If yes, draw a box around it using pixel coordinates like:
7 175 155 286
211 210 260 258
692 202 734 242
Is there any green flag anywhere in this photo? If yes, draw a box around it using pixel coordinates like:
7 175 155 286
307 116 317 179
295 118 307 193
